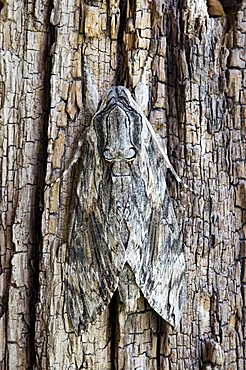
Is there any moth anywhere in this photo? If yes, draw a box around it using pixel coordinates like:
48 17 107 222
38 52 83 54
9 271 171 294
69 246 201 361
64 76 186 332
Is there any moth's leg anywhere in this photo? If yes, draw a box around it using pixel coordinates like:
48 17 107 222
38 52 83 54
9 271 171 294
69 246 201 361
45 136 85 188
61 136 85 180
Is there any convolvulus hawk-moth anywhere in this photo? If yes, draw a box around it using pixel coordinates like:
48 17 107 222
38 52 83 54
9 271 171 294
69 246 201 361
64 79 186 332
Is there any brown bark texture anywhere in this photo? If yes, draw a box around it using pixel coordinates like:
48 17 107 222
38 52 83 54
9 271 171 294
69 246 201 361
0 0 245 369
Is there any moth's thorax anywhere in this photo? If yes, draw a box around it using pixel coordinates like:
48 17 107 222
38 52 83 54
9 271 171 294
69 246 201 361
103 105 137 164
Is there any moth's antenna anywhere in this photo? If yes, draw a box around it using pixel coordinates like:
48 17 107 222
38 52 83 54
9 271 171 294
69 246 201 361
134 56 195 193
143 117 197 193
134 59 181 183
83 56 100 115
143 117 182 183
45 136 86 189
134 65 149 111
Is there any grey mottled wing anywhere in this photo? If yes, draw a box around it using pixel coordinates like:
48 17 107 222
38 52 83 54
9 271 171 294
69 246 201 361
64 139 125 332
126 144 186 328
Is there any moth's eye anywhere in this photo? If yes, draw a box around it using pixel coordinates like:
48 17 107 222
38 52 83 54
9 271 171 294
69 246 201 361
125 147 137 160
102 149 114 162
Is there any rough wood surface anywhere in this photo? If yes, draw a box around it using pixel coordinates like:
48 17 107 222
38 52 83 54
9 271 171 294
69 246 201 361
0 0 51 368
0 0 245 369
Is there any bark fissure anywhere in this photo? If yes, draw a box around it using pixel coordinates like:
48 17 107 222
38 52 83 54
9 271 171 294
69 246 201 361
109 292 119 370
116 0 127 85
31 2 56 368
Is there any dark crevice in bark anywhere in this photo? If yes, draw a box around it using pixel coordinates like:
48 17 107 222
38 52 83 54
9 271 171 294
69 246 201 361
220 0 243 17
109 291 120 370
166 8 181 177
158 319 171 370
31 1 56 368
115 0 127 85
226 2 243 33
0 0 4 13
156 316 162 370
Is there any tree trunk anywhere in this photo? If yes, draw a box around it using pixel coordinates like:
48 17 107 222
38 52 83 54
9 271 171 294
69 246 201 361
0 0 245 369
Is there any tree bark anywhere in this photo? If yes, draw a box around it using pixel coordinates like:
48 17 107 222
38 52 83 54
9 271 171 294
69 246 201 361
0 0 245 369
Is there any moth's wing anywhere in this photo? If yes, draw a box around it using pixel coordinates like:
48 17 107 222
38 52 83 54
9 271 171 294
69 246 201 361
127 151 186 328
64 138 125 332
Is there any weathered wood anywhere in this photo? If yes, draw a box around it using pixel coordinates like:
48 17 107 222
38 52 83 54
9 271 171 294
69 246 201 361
0 0 51 368
0 0 245 369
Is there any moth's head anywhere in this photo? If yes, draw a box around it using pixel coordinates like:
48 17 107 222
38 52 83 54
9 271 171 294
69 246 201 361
97 86 144 116
85 69 149 117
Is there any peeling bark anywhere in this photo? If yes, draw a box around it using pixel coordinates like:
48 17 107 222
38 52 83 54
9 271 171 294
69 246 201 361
0 0 245 369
